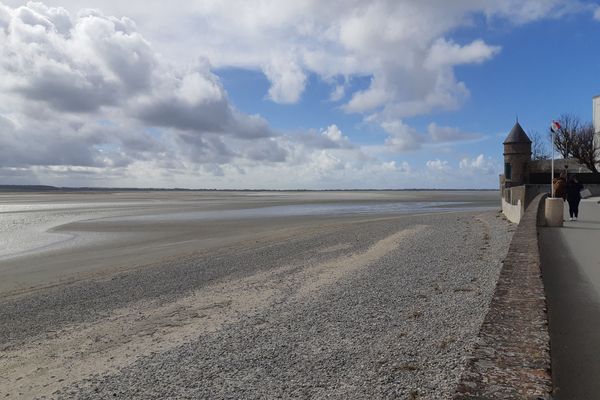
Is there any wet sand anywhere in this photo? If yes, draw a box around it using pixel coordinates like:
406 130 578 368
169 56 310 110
0 190 496 295
0 190 511 399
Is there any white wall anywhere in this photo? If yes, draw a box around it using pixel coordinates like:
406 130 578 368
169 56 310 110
502 197 523 224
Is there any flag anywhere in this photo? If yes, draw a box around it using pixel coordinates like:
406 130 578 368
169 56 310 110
551 120 561 133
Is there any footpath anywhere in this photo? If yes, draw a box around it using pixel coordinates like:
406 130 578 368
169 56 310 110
539 197 600 399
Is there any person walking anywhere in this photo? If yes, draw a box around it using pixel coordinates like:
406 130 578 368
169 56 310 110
566 175 584 221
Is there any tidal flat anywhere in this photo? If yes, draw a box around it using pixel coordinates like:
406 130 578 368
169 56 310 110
0 190 513 399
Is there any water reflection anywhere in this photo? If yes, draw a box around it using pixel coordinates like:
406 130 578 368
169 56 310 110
101 201 485 223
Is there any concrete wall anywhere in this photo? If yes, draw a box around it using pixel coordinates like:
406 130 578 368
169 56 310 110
585 184 600 196
501 197 523 224
533 183 600 197
501 183 599 223
529 158 591 174
501 185 527 223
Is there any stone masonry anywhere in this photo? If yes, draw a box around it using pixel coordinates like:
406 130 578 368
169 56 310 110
454 193 552 399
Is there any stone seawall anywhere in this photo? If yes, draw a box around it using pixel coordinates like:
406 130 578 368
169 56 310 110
454 193 552 399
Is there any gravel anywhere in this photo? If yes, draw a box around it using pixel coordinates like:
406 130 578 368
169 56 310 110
0 214 398 347
41 210 514 400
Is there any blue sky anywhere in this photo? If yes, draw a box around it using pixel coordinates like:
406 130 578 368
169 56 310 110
1 1 599 189
217 8 600 177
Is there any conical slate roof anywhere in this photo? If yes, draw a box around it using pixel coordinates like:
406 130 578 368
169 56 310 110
503 121 531 144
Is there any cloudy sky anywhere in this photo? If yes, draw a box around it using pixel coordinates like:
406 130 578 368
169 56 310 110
1 0 599 189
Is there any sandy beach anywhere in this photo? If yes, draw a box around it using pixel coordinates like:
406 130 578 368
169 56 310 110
0 190 512 399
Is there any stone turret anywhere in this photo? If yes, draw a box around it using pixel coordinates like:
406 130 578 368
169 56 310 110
503 121 532 187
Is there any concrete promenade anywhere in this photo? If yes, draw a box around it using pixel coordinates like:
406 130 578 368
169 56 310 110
539 197 600 399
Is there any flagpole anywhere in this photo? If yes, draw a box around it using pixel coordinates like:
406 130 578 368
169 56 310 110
551 127 555 197
546 120 563 227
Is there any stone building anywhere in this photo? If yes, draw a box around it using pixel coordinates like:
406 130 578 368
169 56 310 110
500 97 600 223
499 120 596 223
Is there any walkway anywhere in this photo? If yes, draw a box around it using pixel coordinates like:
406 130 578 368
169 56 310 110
539 198 600 399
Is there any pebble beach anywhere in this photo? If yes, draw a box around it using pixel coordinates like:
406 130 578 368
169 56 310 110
0 191 513 399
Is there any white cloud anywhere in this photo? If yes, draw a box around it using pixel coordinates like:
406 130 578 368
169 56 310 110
290 124 353 151
264 55 306 103
322 124 344 142
177 72 224 105
593 6 600 21
382 120 424 152
424 39 501 70
11 0 575 118
380 120 482 152
459 154 499 175
0 0 583 189
0 2 282 173
485 0 583 24
426 159 450 172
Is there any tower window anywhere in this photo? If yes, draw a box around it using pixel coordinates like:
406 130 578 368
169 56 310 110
505 163 512 180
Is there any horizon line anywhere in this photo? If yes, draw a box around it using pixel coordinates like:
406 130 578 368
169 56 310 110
0 184 499 192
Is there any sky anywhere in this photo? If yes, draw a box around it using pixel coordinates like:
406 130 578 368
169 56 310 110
1 0 600 189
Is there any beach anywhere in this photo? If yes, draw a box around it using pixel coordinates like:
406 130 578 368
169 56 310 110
0 190 513 399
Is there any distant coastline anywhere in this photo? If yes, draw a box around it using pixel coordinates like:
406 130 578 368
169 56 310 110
0 185 499 192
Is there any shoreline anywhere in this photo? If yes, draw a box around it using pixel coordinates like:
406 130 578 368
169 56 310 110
0 191 498 295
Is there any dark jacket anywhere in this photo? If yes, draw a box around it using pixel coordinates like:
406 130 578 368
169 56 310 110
566 180 584 201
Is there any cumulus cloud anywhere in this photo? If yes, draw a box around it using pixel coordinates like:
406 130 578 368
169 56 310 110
129 0 574 122
1 3 155 113
426 159 450 172
0 0 581 188
424 39 501 70
0 3 276 133
459 154 499 175
0 0 400 188
4 0 582 119
292 125 354 150
382 120 424 152
0 2 282 174
264 56 306 104
0 109 171 170
46 0 574 121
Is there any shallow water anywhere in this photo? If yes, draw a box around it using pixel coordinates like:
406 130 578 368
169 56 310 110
99 201 485 223
0 191 498 263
